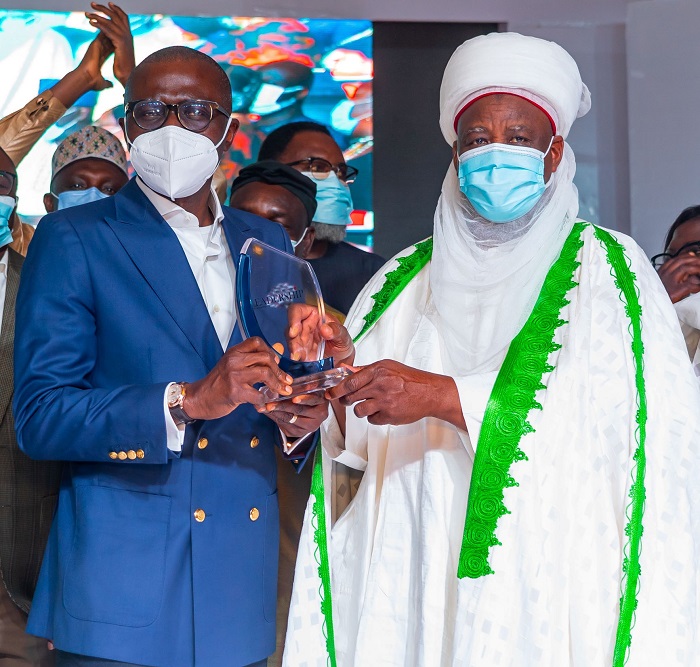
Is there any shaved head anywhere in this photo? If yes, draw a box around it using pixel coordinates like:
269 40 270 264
125 46 232 113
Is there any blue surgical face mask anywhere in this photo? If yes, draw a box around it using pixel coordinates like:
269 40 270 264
290 226 308 252
457 139 553 223
0 195 16 248
303 172 353 226
55 187 110 211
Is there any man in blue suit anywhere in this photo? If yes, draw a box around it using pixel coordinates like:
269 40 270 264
13 46 329 667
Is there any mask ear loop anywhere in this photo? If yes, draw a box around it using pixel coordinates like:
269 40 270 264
543 135 555 158
542 135 557 188
291 226 308 250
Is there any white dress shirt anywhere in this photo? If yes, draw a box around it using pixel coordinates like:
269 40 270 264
0 250 8 337
137 179 236 452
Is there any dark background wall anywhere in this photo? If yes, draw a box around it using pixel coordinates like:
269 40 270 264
372 22 497 259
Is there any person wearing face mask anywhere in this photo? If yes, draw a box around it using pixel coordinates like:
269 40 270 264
14 46 330 667
229 160 316 259
229 158 348 667
0 2 135 255
259 121 385 315
284 33 700 667
43 125 129 213
0 147 61 666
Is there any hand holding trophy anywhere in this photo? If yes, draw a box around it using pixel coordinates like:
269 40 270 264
235 238 355 403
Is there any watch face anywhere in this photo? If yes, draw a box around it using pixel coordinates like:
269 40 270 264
167 383 182 408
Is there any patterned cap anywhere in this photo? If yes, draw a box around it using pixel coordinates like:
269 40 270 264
51 125 128 179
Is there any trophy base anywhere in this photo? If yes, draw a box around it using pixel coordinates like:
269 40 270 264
260 366 353 403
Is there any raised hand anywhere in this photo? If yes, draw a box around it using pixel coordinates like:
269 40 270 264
85 2 135 87
657 252 700 303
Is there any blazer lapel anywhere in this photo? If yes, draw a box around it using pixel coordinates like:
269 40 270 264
105 180 222 371
221 209 253 352
0 249 21 422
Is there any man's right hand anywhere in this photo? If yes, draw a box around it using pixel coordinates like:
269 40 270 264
85 2 136 87
657 252 700 303
182 337 293 421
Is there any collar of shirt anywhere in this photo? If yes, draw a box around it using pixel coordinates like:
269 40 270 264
136 177 225 258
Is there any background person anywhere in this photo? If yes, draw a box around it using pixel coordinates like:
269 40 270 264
0 146 59 667
43 125 129 213
230 158 336 667
259 120 385 316
652 204 700 373
229 159 316 258
0 2 134 255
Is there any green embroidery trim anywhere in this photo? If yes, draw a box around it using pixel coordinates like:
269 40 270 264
457 221 586 579
310 447 337 667
353 238 433 343
592 227 647 667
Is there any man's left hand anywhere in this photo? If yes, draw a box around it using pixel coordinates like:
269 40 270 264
259 392 329 438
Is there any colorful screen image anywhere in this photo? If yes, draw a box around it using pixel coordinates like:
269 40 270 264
0 11 373 241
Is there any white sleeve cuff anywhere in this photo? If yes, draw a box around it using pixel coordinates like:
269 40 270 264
164 383 185 453
278 428 314 458
321 411 367 471
452 371 498 451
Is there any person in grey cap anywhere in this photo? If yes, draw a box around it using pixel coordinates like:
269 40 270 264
43 125 129 213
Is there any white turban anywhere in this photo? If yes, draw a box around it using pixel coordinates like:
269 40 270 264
430 32 588 375
439 32 591 144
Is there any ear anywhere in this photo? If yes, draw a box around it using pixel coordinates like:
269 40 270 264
44 192 56 213
545 136 565 180
297 225 315 258
220 117 240 154
452 141 459 172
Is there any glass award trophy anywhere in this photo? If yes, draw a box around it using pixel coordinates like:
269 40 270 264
235 238 352 402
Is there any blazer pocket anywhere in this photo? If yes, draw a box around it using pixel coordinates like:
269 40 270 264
63 485 171 627
262 490 280 623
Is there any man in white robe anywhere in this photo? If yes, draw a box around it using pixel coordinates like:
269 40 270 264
283 32 700 667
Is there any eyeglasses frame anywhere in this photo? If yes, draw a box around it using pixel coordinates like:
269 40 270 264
286 156 359 184
651 239 700 269
124 98 231 133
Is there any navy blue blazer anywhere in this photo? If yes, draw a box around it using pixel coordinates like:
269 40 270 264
13 179 312 666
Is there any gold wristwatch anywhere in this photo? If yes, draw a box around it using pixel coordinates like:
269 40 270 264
167 382 195 426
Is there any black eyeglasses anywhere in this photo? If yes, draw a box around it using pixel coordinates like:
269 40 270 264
125 99 230 133
286 157 359 184
651 240 700 269
0 170 16 196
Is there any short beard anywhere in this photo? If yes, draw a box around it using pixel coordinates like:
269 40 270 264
312 222 346 244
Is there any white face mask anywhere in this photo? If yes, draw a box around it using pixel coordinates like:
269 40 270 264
127 119 232 200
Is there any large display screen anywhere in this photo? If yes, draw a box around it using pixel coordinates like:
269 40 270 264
0 11 373 240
